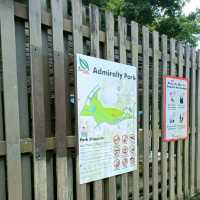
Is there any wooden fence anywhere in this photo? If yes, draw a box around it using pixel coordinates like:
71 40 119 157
0 0 200 199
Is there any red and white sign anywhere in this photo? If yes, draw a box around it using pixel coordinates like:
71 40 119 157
163 76 188 142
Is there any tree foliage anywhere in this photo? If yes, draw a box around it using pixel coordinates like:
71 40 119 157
83 0 200 46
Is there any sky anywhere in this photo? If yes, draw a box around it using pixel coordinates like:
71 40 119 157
183 0 200 48
183 0 200 15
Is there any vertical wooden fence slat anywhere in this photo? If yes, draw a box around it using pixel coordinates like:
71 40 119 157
169 38 176 200
0 1 23 200
0 157 6 200
190 48 196 196
89 4 103 200
0 106 3 140
152 31 159 200
131 21 139 200
177 42 183 200
90 4 100 57
105 10 117 200
72 0 87 199
183 44 190 199
142 26 150 200
118 16 129 200
51 0 70 199
62 0 68 18
0 41 6 200
0 67 5 200
0 8 6 200
29 0 47 199
41 0 48 10
0 74 3 139
196 50 200 192
178 43 184 77
161 34 168 200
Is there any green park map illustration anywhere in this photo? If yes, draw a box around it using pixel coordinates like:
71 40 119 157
81 87 133 125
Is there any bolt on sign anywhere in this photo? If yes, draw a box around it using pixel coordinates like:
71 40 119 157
76 54 138 184
163 76 188 142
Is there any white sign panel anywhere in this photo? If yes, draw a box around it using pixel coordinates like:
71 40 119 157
163 76 188 141
76 54 137 184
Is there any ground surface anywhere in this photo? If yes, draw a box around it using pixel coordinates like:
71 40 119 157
191 194 200 200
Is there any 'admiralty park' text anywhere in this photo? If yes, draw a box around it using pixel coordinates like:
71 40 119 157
93 67 136 80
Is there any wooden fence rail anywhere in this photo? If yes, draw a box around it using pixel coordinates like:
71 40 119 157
0 0 200 200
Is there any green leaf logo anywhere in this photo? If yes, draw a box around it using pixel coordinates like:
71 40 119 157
79 57 89 71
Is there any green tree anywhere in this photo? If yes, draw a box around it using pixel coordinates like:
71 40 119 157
83 0 200 46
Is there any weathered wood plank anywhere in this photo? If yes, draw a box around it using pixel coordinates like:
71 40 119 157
14 2 182 64
169 38 176 200
41 0 48 10
142 26 150 200
29 0 47 199
89 4 103 200
105 10 117 200
152 31 159 200
0 1 23 200
196 50 200 192
0 157 6 200
118 16 129 200
0 37 4 140
0 47 5 199
131 21 139 200
90 4 100 58
190 48 196 196
72 0 87 199
0 5 6 200
177 42 184 200
106 11 115 60
51 0 70 199
0 136 76 156
161 34 168 200
183 44 190 199
62 0 68 18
